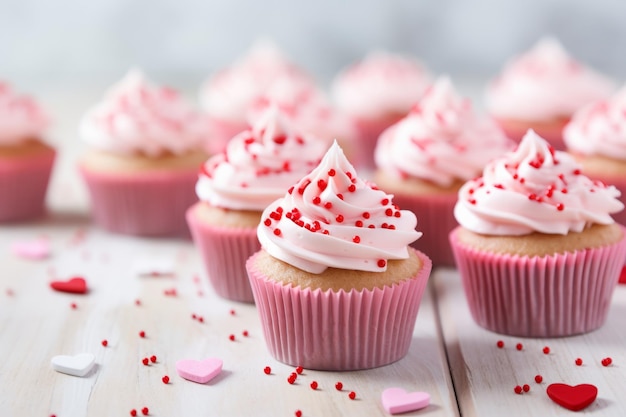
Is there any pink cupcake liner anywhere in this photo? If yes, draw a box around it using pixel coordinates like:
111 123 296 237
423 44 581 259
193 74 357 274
496 119 567 150
80 167 197 237
187 203 259 303
392 192 458 267
0 151 55 222
449 226 626 337
206 117 248 155
353 115 403 170
246 248 432 370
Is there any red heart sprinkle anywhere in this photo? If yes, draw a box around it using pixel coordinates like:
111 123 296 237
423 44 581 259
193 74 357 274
50 277 88 294
547 383 598 411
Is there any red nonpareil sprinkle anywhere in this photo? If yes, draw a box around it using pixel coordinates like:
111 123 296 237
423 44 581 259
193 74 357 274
130 410 137 417
556 203 564 211
353 236 361 243
528 193 537 201
514 385 523 394
139 331 146 338
70 302 77 309
192 313 197 319
573 169 581 175
288 186 294 194
385 208 393 216
296 366 304 375
381 198 389 205
101 340 108 347
317 179 327 191
496 340 504 348
575 358 583 366
362 212 370 219
310 381 318 390
337 193 344 200
242 330 249 337
264 366 271 375
273 135 287 145
135 299 141 306
394 211 401 218
198 316 204 323
468 199 476 205
230 309 236 316
368 224 375 229
142 358 149 366
346 172 353 179
523 384 530 393
287 375 296 384
141 407 149 416
273 228 281 236
377 259 386 268
328 169 336 176
602 357 613 366
543 346 550 354
324 202 333 209
516 343 523 351
295 410 302 417
335 382 343 391
561 188 568 194
348 184 356 192
162 375 170 384
355 220 363 227
313 196 321 205
269 211 281 221
349 391 356 400
535 375 543 383
229 334 235 341
336 214 344 223
150 355 157 363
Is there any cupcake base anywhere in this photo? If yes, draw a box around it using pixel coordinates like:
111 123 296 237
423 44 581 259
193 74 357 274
450 226 626 337
246 248 432 371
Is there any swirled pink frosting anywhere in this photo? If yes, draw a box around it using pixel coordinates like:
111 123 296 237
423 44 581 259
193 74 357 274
196 106 327 211
485 38 615 121
80 70 207 156
257 141 422 274
0 82 49 145
563 86 626 160
454 130 623 236
331 51 432 119
200 40 314 123
375 77 514 187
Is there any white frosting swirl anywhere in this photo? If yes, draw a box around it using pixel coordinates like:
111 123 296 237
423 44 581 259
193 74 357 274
200 40 313 123
258 141 422 274
331 51 432 119
485 37 615 120
0 82 49 145
80 70 207 156
454 130 623 236
196 106 327 210
563 86 626 160
375 77 514 187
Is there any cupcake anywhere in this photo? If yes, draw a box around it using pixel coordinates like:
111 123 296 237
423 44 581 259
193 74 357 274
331 51 432 169
450 130 626 337
187 106 327 303
0 81 55 222
374 77 514 266
563 85 626 226
246 141 432 370
78 70 208 236
200 40 314 155
485 37 615 150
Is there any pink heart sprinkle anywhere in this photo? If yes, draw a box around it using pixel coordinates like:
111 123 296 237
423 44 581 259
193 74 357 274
176 358 223 384
12 238 50 260
381 387 430 414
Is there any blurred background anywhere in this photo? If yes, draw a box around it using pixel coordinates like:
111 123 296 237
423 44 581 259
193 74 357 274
2 0 624 89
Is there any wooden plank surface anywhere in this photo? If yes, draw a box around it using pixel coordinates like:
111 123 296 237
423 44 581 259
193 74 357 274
434 267 626 417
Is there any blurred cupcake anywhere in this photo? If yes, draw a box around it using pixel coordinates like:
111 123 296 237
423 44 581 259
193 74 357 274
331 51 432 169
187 106 327 303
0 81 55 222
374 77 514 266
78 70 208 236
450 130 626 337
247 141 432 370
485 37 614 150
200 40 314 154
564 86 626 226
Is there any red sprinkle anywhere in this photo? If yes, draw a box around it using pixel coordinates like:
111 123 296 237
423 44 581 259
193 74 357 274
310 381 318 390
273 228 281 236
242 330 249 337
496 340 504 348
353 236 361 244
229 334 235 341
150 355 157 363
70 302 77 309
101 340 108 347
295 411 302 417
362 212 370 219
522 384 530 393
317 179 327 191
355 220 363 227
602 357 613 366
313 196 321 205
349 391 356 400
264 366 271 375
543 346 550 354
162 375 170 384
556 203 564 211
130 410 137 417
575 358 583 366
324 202 333 209
135 299 141 306
381 198 389 205
535 375 543 383
348 184 356 192
516 343 523 351
377 259 386 268
514 385 523 394
139 331 146 338
296 366 304 375
142 358 149 366
328 169 336 176
335 382 343 391
336 214 344 223
287 375 296 384
230 309 236 316
141 407 149 416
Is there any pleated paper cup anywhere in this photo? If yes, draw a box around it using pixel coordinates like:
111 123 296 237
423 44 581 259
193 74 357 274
0 150 55 222
450 226 626 337
246 248 432 371
206 117 247 155
352 114 403 169
187 203 259 303
80 166 197 237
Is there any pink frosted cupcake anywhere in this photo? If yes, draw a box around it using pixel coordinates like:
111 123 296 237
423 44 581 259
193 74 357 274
374 77 515 266
78 70 209 236
200 40 314 155
187 106 327 303
450 130 626 337
485 37 615 150
331 51 432 168
0 81 55 222
246 141 432 370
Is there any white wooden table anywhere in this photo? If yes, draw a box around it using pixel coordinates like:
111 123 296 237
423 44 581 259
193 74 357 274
1 84 625 417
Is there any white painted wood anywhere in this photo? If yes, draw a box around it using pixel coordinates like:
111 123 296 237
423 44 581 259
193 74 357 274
434 267 626 417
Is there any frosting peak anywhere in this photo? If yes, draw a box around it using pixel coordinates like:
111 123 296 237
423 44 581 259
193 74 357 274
0 82 49 145
80 70 207 156
485 37 615 120
454 130 623 236
195 106 327 211
563 85 626 160
258 141 422 274
375 76 514 186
